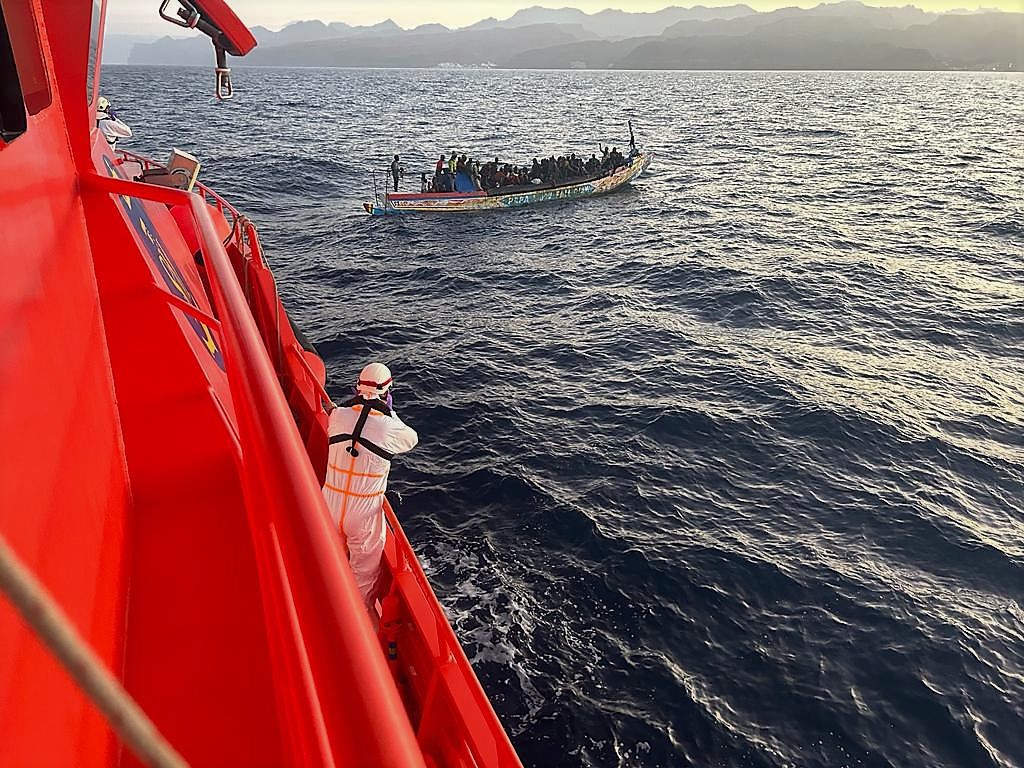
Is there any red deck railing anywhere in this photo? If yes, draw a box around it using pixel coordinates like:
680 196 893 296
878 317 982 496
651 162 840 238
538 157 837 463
381 501 522 767
116 151 333 467
86 171 426 768
97 155 522 768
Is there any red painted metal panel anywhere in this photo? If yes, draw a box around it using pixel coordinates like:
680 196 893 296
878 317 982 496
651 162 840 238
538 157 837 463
0 37 128 768
4 0 51 113
2 1 523 764
382 503 524 768
82 141 287 768
86 173 428 768
38 0 93 164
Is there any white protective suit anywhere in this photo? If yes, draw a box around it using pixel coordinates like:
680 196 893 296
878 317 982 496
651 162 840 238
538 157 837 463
97 112 133 146
322 398 418 608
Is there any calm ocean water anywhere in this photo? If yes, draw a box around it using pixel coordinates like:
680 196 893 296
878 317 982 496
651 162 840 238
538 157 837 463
102 65 1024 768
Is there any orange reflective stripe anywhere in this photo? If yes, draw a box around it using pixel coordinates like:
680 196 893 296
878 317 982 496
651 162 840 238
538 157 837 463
329 463 385 479
349 405 385 417
341 488 386 499
324 483 385 499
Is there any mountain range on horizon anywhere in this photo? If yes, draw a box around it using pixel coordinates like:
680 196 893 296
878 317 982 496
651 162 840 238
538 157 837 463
115 1 1023 71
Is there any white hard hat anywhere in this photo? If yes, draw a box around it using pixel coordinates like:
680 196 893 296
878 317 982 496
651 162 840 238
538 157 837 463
97 96 110 112
356 362 393 398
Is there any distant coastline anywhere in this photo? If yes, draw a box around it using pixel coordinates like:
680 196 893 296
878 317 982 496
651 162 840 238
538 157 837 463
113 2 1022 72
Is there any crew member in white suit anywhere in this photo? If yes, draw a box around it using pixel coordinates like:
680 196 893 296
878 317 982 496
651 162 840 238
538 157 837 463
323 363 418 609
96 96 132 146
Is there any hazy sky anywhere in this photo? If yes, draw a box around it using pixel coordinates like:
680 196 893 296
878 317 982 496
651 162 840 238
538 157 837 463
105 0 1024 35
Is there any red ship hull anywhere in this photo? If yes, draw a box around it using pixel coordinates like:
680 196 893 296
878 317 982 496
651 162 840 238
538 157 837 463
0 2 521 766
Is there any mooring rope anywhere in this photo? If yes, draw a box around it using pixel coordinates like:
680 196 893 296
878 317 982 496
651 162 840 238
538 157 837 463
0 532 188 768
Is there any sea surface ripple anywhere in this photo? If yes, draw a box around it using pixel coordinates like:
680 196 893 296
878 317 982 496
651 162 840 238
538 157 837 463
104 66 1024 768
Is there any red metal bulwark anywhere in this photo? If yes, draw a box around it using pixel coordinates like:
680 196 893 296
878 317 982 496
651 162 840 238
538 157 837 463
204 175 524 768
114 149 523 767
0 0 522 764
84 169 429 767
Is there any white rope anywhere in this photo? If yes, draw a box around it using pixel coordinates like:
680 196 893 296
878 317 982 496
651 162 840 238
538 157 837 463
0 532 188 768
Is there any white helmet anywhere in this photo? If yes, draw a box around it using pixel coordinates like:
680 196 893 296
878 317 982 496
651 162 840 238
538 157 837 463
97 96 110 112
356 362 393 399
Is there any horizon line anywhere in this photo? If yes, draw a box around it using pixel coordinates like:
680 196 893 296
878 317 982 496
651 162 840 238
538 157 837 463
104 0 1018 37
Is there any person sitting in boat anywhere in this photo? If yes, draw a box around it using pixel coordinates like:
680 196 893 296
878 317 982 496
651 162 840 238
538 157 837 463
96 96 132 147
437 168 455 192
586 154 600 175
323 363 418 610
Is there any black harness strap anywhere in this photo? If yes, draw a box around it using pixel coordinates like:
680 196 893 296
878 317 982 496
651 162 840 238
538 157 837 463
329 397 395 461
328 433 395 461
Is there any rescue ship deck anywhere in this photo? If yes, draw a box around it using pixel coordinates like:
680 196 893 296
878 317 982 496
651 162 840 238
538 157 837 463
0 1 521 766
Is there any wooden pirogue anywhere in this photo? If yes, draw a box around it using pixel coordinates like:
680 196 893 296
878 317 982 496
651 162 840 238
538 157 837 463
0 1 521 766
365 151 654 215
